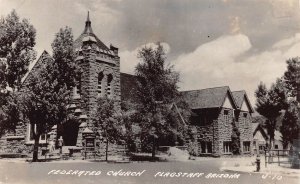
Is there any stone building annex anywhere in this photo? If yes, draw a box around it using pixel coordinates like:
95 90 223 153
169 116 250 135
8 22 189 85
0 13 254 157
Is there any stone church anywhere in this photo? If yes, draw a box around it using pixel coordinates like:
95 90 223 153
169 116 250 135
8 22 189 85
0 13 254 157
0 13 138 154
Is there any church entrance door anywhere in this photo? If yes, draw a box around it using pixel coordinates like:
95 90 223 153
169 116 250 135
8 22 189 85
62 119 79 146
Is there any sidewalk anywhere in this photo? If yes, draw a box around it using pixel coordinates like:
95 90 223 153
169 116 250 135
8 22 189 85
220 156 300 178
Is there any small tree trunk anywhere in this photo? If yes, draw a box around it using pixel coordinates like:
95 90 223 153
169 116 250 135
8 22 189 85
152 136 155 159
105 138 109 161
32 135 40 162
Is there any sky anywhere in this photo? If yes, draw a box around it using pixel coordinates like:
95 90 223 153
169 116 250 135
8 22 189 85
1 0 300 107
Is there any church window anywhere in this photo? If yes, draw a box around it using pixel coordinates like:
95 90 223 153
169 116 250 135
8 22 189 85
97 72 104 97
27 124 48 143
74 75 81 97
106 74 113 98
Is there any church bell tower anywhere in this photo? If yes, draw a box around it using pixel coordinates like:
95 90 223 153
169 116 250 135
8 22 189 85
70 12 121 146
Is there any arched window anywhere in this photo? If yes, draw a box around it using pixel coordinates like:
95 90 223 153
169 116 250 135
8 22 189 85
97 72 104 97
106 74 113 98
74 74 81 98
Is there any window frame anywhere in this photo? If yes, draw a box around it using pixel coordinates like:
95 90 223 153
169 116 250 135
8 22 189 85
106 74 113 98
243 141 251 152
26 124 48 144
200 141 212 154
223 141 232 154
97 72 104 97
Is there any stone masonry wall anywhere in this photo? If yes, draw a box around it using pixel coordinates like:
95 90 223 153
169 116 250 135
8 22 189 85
74 41 121 148
237 111 253 155
192 120 219 156
217 108 234 155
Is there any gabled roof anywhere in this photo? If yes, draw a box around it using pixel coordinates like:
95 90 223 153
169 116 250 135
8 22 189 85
74 12 110 52
274 130 282 141
180 86 237 110
252 122 260 133
253 123 269 141
21 50 53 86
232 90 254 113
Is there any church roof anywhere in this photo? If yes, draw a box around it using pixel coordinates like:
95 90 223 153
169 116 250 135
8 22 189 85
232 91 244 109
180 86 237 110
232 90 254 113
21 50 53 86
74 12 110 52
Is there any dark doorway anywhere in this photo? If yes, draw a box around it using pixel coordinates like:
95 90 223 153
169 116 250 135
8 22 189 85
62 119 79 146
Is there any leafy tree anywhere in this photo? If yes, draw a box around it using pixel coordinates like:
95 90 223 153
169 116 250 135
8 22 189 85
18 27 77 162
0 10 36 91
93 97 122 161
0 93 22 138
135 43 188 158
51 27 78 90
283 57 300 102
255 80 288 149
280 58 300 144
119 101 140 152
280 102 300 149
0 92 20 136
19 57 69 162
0 10 36 137
135 43 179 112
50 27 78 144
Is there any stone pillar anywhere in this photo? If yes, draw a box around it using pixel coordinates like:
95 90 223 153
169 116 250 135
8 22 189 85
76 120 87 147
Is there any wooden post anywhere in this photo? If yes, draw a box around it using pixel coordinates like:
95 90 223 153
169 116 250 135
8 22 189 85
265 149 267 168
278 150 280 166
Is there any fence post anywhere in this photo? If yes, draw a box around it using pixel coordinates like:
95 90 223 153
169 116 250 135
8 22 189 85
265 149 267 168
278 150 280 166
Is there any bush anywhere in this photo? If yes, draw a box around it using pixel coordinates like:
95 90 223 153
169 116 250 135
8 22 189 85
187 141 198 156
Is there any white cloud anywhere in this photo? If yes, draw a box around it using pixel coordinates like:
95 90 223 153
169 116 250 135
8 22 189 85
120 42 170 74
174 34 251 88
174 33 300 106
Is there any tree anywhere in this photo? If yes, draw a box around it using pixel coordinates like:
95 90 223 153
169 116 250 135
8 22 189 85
255 80 288 149
51 27 78 144
283 57 300 103
280 57 300 144
18 27 77 162
19 58 69 162
135 44 179 112
0 10 36 137
119 101 140 152
135 43 188 158
51 27 78 90
0 92 20 136
280 102 300 149
0 10 36 91
93 97 122 161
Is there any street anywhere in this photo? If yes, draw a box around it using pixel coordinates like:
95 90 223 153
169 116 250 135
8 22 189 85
0 159 298 184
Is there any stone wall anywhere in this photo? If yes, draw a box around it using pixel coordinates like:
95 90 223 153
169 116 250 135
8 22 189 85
0 136 33 154
187 107 235 157
192 121 219 156
73 41 121 145
217 108 234 155
236 111 253 155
